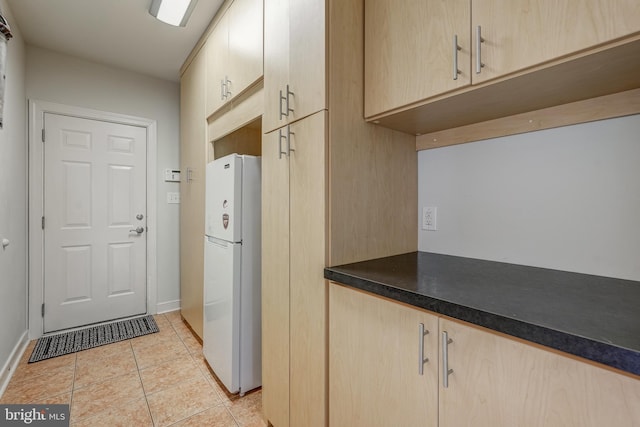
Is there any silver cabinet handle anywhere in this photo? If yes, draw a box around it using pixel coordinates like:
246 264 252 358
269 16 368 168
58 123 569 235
277 126 293 158
279 89 285 120
278 128 283 159
285 85 294 116
221 79 226 100
279 85 295 120
418 323 430 375
442 331 454 388
286 125 294 155
453 34 462 80
225 75 232 98
129 226 144 234
475 25 485 74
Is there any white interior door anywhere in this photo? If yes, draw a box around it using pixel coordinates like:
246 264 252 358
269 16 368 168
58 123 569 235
43 112 147 333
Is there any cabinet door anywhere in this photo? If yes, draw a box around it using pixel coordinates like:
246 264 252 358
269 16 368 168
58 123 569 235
364 0 470 118
261 128 291 427
263 0 291 133
330 284 439 427
473 0 640 83
228 0 263 99
289 111 327 427
264 0 326 133
179 50 207 338
206 11 230 117
439 318 640 427
287 0 326 122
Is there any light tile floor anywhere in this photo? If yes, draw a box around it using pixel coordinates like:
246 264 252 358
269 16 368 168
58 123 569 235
0 312 267 427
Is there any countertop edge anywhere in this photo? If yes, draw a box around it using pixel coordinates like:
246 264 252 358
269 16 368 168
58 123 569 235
324 268 640 377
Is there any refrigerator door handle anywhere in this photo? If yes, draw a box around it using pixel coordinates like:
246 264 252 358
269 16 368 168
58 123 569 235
206 235 231 247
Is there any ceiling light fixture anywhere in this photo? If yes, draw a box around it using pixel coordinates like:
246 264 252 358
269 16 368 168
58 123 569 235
149 0 198 27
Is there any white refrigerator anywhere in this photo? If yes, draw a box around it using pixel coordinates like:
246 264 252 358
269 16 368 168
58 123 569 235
203 153 261 395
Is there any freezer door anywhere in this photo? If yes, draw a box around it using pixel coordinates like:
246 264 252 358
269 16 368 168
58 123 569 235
203 236 241 393
206 153 242 242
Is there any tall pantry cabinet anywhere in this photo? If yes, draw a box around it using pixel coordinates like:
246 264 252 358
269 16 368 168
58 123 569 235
261 0 418 426
262 112 327 427
179 0 263 339
179 49 207 338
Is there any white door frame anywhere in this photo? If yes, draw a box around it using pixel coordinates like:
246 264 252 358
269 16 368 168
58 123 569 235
28 100 158 339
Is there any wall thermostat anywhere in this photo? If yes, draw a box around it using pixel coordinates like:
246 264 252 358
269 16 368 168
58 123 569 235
164 169 181 182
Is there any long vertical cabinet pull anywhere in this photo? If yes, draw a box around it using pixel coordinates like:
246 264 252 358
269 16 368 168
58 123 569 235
442 331 454 388
221 79 226 100
278 126 293 160
475 25 485 74
225 76 232 98
278 128 288 159
418 323 430 375
279 89 285 119
453 35 462 80
279 85 295 121
284 85 294 116
286 125 294 155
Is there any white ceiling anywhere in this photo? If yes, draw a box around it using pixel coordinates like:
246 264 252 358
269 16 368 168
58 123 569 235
5 0 224 82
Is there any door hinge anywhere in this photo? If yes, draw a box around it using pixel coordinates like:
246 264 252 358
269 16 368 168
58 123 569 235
41 216 45 230
41 303 45 317
41 128 45 142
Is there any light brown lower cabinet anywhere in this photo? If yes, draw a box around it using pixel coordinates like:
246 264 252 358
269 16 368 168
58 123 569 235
329 282 640 427
262 112 327 427
329 283 438 427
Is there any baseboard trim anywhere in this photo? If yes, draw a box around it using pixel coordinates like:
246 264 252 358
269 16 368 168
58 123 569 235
0 331 29 398
156 299 180 314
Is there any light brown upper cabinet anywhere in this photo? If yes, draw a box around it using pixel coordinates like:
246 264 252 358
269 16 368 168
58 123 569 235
365 0 640 129
472 0 640 84
364 0 471 117
263 0 327 133
206 0 263 117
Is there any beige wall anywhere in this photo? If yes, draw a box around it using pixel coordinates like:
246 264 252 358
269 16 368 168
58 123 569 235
0 0 27 384
25 46 182 309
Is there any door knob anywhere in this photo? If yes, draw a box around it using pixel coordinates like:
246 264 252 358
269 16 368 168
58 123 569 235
129 226 145 234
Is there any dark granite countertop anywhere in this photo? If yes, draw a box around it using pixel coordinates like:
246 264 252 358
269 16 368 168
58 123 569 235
324 251 640 376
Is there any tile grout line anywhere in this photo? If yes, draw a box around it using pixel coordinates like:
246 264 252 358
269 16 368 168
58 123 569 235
71 342 146 425
68 353 78 423
159 314 241 426
147 313 205 427
137 314 166 427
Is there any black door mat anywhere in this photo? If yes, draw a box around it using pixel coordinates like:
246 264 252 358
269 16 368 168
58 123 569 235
28 315 159 363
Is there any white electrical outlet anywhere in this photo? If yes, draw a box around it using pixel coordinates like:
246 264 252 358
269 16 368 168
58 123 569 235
422 207 437 231
167 192 180 204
